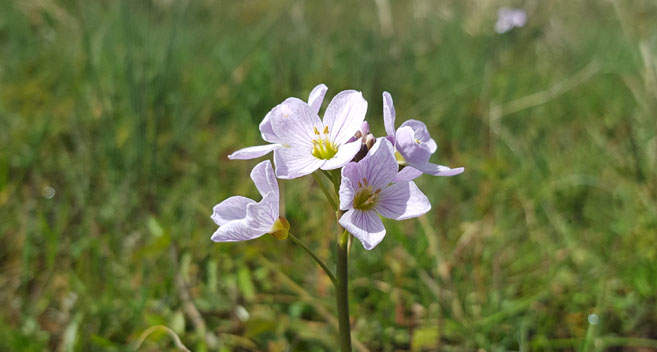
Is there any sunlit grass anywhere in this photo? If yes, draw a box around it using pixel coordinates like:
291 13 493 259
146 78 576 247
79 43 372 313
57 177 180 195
1 0 657 350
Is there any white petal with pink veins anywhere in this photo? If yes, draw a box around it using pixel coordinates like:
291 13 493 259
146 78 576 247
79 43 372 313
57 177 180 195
269 97 322 147
382 91 396 137
323 90 368 145
339 209 386 250
358 138 398 190
249 160 278 198
308 84 328 115
211 219 264 242
228 144 282 160
375 181 431 220
321 140 362 170
273 147 324 179
211 196 254 226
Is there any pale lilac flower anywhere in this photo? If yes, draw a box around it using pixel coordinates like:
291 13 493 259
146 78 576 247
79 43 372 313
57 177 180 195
269 90 368 179
338 138 431 250
383 92 464 178
228 84 329 160
211 160 289 242
494 8 527 34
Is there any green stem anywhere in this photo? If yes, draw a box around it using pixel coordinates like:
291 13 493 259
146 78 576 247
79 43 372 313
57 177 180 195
330 169 341 194
336 229 352 351
288 233 336 285
312 172 338 211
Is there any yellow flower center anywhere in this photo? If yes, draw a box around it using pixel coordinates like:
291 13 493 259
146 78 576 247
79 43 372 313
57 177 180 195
352 178 381 211
311 126 338 160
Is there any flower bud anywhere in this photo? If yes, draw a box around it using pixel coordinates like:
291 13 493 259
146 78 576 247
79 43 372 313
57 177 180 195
353 144 369 162
269 216 290 240
365 134 375 149
359 121 370 141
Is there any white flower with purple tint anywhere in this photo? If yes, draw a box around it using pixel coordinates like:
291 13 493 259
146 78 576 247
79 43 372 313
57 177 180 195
338 138 431 250
494 8 527 34
211 160 289 242
228 84 329 160
383 92 464 178
269 89 368 179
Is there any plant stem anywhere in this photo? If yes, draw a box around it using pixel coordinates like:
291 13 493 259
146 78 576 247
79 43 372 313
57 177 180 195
288 233 337 285
336 228 352 351
325 168 351 350
312 172 338 211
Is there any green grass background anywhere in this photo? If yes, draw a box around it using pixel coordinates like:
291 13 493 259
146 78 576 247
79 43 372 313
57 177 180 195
2 0 657 351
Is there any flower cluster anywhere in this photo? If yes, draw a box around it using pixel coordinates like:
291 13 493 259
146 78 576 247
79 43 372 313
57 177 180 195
211 84 463 250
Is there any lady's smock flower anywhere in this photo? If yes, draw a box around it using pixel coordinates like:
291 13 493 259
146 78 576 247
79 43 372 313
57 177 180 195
338 138 431 250
211 160 289 242
228 84 329 160
383 92 464 177
269 89 368 179
495 8 527 34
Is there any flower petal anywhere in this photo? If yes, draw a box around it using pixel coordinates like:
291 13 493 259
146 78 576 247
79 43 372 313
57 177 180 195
383 91 396 137
339 209 386 250
358 138 398 190
393 166 423 182
320 140 362 170
323 90 368 145
228 143 281 160
341 161 362 190
245 192 278 232
396 125 432 165
211 219 265 242
375 181 431 220
338 172 356 211
409 162 465 176
250 160 278 198
273 147 324 179
270 97 322 147
308 83 328 115
426 139 438 154
347 121 370 143
259 111 280 143
211 196 255 226
399 119 437 153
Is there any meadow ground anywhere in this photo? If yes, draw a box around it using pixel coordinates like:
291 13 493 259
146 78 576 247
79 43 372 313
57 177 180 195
2 0 657 351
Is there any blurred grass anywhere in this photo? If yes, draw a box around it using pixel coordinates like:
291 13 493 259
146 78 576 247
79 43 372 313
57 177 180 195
1 0 657 350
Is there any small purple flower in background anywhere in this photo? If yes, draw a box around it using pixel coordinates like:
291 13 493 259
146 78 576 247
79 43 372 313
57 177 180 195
211 160 289 242
494 8 527 34
269 89 368 179
383 92 464 177
338 138 431 250
228 84 329 160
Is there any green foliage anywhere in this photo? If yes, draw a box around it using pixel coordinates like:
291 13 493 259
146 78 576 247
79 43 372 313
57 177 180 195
1 0 657 350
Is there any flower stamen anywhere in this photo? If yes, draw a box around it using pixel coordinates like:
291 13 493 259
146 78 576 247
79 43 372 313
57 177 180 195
312 126 338 159
395 150 406 165
312 138 338 160
352 180 381 211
